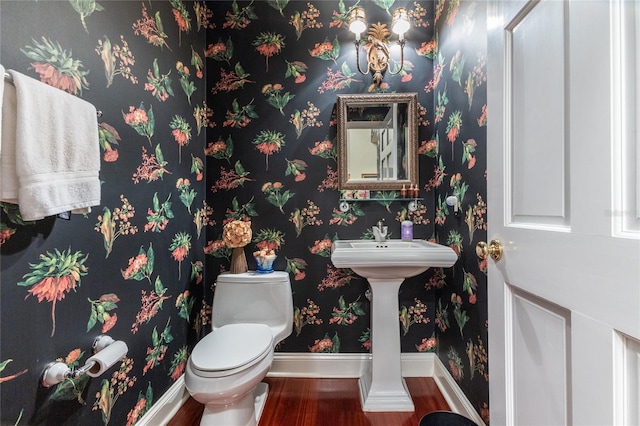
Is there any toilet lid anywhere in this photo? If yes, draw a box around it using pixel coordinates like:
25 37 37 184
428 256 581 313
190 324 273 373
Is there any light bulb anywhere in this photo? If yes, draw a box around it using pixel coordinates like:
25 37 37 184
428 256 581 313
391 7 410 36
348 7 367 35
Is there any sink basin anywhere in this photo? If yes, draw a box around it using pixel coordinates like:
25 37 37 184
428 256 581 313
331 239 458 279
331 238 458 412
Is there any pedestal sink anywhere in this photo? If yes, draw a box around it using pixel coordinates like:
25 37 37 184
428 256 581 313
331 239 458 412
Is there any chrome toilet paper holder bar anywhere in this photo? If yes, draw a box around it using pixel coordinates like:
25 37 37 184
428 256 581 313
41 335 126 387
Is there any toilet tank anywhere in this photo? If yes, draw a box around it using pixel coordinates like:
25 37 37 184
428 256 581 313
211 271 293 343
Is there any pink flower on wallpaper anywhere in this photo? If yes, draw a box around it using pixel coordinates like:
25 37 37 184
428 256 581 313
22 37 90 95
103 149 119 162
126 398 147 426
31 63 79 94
205 140 227 156
309 334 340 353
310 338 333 352
416 336 437 352
102 313 118 333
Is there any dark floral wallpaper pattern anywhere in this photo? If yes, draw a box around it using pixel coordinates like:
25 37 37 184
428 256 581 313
1 1 207 425
433 1 490 421
0 0 489 424
204 0 488 423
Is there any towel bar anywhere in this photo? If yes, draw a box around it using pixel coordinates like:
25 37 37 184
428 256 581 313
3 72 102 117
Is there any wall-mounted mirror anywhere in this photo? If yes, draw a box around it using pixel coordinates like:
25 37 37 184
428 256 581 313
337 92 418 190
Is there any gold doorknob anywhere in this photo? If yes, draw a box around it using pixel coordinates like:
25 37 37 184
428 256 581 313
476 240 503 261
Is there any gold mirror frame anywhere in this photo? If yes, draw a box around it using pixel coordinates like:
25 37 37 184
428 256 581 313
336 92 418 190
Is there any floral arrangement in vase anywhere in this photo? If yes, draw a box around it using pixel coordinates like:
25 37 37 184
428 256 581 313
222 220 252 273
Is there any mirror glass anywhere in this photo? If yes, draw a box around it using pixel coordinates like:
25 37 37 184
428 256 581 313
337 93 418 190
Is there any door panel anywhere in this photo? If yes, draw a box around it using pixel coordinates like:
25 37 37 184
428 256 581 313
511 289 569 426
487 0 640 424
622 335 640 425
510 1 567 225
615 0 640 236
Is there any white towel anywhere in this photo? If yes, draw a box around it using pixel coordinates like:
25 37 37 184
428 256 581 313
6 70 101 221
0 65 19 204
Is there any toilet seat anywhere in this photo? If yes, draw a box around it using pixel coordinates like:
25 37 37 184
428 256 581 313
190 323 273 378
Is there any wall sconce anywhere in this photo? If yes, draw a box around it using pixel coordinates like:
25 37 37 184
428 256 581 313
348 6 410 85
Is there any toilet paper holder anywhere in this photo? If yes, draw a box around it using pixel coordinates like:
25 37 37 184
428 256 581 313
42 335 128 387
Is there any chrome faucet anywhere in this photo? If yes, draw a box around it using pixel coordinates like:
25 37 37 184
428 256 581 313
372 219 388 246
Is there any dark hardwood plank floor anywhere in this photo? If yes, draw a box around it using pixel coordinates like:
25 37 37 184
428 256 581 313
167 377 449 426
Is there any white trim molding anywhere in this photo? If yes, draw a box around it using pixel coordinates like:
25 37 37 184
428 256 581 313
432 355 486 426
135 375 190 426
268 352 435 378
136 352 484 426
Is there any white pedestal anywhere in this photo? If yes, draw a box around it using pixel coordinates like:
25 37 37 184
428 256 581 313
359 278 415 412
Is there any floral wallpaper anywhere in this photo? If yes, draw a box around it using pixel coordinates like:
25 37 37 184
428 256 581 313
204 0 488 423
1 1 207 425
432 1 490 422
204 0 439 356
0 0 489 424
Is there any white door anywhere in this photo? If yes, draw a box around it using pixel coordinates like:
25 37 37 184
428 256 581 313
487 1 640 425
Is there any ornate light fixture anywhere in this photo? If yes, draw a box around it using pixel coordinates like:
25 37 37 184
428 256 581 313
348 6 411 85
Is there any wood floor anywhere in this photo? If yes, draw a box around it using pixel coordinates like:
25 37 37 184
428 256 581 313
167 377 450 426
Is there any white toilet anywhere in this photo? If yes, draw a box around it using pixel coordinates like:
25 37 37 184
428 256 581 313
185 271 293 426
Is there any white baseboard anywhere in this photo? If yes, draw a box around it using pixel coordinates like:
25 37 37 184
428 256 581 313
137 352 480 426
135 376 190 426
432 355 487 426
268 352 435 378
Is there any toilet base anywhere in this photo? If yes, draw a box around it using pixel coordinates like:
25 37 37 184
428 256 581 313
199 382 269 426
254 382 269 421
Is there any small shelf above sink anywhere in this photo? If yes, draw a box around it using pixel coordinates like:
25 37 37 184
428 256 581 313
338 198 423 212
